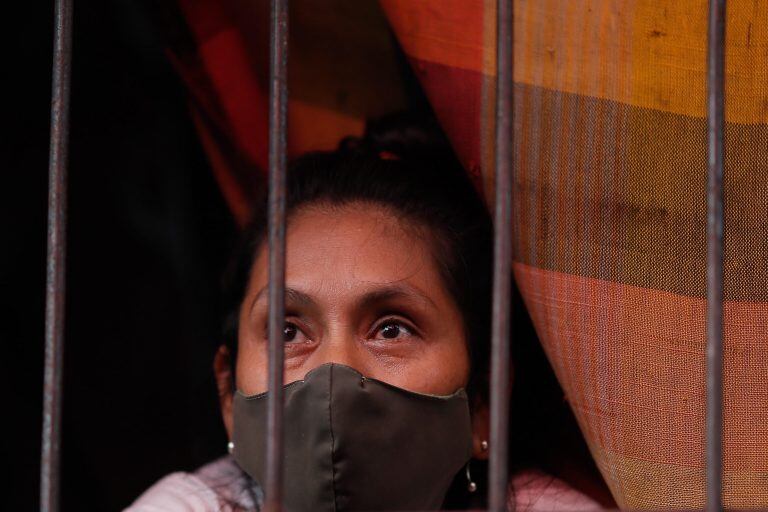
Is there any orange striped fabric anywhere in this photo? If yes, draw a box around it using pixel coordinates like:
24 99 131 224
380 0 768 508
166 0 407 225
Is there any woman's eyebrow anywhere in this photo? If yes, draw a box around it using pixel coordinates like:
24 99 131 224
249 286 317 314
357 284 438 311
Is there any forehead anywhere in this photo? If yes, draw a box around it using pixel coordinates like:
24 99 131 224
248 203 446 300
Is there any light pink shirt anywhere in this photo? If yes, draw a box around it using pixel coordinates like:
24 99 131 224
125 456 602 511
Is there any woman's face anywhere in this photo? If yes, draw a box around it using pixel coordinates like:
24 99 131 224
236 202 469 396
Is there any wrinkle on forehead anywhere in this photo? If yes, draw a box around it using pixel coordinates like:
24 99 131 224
284 202 436 292
241 201 458 325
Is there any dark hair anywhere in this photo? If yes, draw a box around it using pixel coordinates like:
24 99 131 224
221 111 493 401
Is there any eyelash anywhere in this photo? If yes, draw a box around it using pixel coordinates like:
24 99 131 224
269 316 420 343
369 316 419 341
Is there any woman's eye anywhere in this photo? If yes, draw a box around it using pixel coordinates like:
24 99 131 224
283 322 305 343
375 321 413 341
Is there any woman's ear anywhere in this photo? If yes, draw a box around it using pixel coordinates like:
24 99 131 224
214 345 234 440
471 397 490 460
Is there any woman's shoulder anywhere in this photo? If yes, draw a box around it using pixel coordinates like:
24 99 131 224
508 469 603 511
123 456 260 512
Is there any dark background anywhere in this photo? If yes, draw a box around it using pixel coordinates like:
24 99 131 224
4 2 606 510
5 1 236 509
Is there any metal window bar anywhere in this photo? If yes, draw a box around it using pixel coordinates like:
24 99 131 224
706 1 726 511
40 1 73 511
489 0 514 511
265 0 289 511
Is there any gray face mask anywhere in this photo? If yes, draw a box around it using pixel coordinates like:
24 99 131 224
232 363 473 511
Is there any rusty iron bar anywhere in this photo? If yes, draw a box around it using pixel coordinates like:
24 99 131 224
40 0 73 511
264 0 289 510
706 0 726 511
489 0 513 510
40 1 73 511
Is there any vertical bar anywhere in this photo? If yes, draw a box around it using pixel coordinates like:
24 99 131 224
489 0 513 510
40 1 73 512
706 0 726 511
265 0 288 510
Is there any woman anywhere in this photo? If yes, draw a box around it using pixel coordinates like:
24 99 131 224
126 114 602 511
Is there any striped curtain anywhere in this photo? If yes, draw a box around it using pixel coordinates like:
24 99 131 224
164 0 408 225
382 1 768 508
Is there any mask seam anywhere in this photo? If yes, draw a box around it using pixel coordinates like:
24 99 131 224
328 364 339 511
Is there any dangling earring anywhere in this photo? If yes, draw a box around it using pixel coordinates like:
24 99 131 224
227 441 234 454
466 462 477 493
481 439 489 452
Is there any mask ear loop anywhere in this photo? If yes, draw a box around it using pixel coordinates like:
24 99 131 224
466 462 477 493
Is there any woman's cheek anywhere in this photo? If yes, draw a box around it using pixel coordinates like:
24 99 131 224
367 339 470 395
